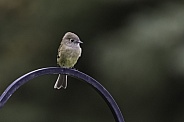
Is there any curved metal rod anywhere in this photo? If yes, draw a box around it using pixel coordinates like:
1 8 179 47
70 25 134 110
0 67 125 122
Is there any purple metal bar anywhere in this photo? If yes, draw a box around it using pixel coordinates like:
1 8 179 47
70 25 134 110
0 67 125 122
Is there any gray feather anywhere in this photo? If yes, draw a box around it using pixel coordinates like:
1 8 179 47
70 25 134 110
54 74 67 89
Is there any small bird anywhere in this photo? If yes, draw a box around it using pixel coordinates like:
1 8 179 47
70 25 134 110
54 32 82 89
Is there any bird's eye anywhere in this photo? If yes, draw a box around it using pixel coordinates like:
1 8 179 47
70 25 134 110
70 39 74 42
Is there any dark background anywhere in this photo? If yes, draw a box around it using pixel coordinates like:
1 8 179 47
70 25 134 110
1 0 184 122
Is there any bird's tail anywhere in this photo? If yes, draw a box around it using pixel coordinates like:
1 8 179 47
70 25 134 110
54 74 67 89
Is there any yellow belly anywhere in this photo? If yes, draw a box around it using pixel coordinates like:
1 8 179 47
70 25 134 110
57 47 81 68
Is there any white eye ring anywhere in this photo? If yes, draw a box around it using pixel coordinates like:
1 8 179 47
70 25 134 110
70 39 75 42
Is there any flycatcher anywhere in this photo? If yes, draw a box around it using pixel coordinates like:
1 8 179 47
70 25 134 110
54 32 82 89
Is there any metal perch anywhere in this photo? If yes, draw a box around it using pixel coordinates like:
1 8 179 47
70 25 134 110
0 67 125 122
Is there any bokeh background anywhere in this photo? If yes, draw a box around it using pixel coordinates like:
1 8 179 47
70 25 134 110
1 0 184 122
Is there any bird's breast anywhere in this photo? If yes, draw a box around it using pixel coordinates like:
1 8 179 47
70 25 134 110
57 46 81 68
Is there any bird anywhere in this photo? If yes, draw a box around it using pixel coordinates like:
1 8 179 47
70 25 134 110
54 32 82 89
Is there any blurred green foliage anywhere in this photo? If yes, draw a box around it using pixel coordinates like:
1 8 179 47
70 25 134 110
1 0 184 122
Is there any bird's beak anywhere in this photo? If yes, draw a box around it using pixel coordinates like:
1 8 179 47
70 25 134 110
78 40 83 44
